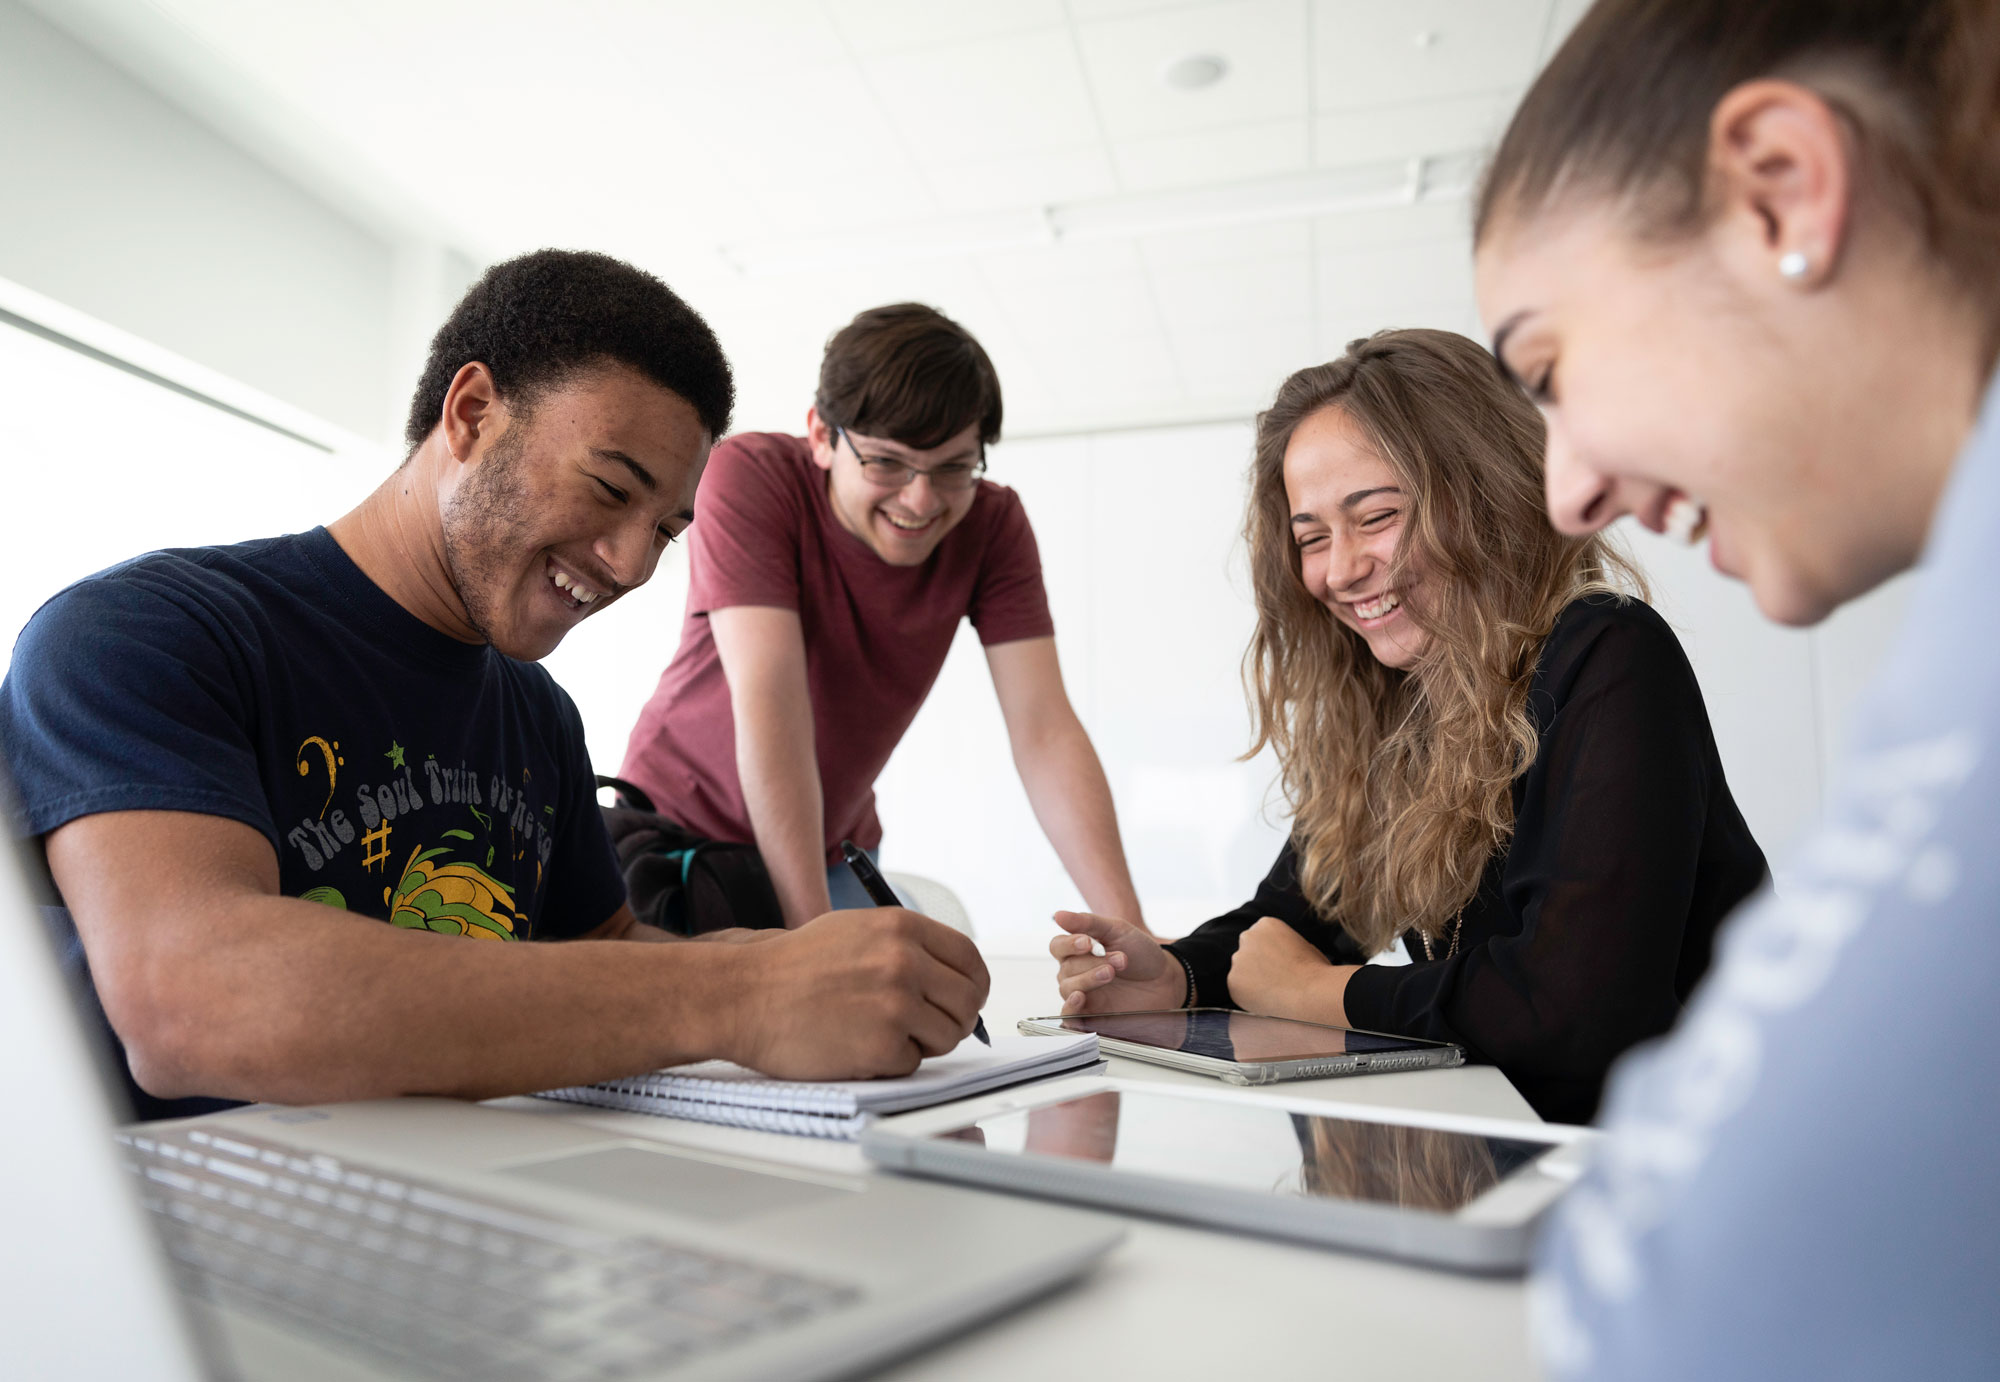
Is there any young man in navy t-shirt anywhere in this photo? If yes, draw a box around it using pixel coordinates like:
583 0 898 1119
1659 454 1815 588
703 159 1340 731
0 251 988 1120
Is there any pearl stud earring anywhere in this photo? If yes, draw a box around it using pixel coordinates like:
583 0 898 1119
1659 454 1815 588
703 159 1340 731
1778 250 1810 280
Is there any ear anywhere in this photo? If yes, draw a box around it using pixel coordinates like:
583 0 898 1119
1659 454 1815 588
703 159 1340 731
1706 79 1854 289
804 406 836 473
439 362 504 467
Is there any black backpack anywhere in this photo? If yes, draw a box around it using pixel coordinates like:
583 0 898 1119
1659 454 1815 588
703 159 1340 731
596 776 785 935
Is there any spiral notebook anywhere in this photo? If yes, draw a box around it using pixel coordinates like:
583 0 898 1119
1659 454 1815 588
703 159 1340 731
536 1032 1103 1140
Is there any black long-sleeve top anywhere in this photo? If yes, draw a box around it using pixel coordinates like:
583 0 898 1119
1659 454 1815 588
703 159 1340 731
1169 596 1767 1124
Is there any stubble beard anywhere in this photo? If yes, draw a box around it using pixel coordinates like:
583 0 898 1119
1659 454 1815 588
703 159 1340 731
439 426 535 648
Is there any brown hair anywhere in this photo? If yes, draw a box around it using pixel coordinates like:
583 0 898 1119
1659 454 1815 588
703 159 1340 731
1245 329 1644 956
1298 1118 1502 1213
815 303 1003 450
1476 0 2000 355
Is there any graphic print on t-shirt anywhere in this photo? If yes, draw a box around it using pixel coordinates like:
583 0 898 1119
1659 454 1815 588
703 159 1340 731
282 731 565 940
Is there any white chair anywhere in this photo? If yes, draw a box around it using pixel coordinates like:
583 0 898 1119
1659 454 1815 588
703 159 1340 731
883 871 975 939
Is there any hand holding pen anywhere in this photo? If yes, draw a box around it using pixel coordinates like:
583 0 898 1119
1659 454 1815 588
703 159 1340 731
840 841 991 1046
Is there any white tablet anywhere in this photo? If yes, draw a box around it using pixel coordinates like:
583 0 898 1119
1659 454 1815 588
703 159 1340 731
1018 1008 1465 1084
861 1077 1592 1274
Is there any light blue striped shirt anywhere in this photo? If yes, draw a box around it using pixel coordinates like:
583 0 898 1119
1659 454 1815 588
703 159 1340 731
1535 371 2000 1379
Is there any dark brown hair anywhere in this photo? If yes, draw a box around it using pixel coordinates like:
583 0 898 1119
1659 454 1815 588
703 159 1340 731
1244 330 1644 953
1476 0 2000 347
814 303 1002 450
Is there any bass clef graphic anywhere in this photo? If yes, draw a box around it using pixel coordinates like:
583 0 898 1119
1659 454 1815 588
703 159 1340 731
295 735 343 818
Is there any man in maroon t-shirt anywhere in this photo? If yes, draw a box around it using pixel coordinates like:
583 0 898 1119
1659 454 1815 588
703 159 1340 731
621 304 1146 930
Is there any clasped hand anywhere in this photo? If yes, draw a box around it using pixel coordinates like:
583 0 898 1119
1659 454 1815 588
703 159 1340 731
1052 909 1356 1026
1050 910 1183 1013
1225 916 1344 1019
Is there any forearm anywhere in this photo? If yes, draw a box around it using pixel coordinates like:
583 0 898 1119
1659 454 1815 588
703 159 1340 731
1014 723 1144 923
732 708 834 928
1257 964 1358 1028
114 898 757 1104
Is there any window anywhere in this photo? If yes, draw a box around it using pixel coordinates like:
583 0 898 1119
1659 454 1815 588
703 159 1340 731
0 315 379 675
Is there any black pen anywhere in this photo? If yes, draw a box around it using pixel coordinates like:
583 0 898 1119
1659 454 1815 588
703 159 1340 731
840 840 990 1046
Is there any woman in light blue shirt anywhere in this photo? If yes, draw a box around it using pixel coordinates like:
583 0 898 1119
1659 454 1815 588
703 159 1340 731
1473 0 2000 1377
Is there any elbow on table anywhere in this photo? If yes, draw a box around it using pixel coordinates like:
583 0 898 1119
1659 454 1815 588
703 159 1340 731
108 985 232 1103
103 965 361 1106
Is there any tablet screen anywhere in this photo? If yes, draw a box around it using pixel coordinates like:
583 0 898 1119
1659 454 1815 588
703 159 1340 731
1045 1009 1448 1063
928 1089 1556 1212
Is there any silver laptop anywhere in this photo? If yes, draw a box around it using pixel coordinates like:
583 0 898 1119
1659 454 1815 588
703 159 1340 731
0 807 1122 1381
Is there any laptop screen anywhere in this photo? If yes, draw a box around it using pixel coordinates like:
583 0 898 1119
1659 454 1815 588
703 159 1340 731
0 774 212 1380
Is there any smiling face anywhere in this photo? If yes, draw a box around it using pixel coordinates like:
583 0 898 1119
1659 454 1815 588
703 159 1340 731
1476 203 1987 627
808 410 982 567
1476 208 1869 625
1472 75 1991 629
1284 406 1428 671
439 363 709 661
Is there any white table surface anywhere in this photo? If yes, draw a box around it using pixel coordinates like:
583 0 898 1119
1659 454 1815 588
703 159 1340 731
495 955 1544 1381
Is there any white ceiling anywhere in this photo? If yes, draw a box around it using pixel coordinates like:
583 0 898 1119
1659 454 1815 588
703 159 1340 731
98 0 1592 438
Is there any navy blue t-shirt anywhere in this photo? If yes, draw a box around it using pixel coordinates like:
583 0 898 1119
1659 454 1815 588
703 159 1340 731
0 527 626 1119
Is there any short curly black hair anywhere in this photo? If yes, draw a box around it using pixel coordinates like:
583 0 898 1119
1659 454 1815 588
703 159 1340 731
404 249 734 453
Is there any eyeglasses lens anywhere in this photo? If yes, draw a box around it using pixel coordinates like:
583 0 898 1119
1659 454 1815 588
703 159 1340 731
859 458 981 491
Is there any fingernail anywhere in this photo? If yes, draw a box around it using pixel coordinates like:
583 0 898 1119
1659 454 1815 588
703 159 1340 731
1095 966 1112 983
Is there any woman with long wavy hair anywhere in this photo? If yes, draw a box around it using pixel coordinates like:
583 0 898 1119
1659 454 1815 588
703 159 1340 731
1050 328 1766 1123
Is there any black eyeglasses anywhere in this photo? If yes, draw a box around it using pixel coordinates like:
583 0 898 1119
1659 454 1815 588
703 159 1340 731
835 426 986 493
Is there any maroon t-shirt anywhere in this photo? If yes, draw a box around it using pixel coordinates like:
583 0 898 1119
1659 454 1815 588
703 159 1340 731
619 432 1054 860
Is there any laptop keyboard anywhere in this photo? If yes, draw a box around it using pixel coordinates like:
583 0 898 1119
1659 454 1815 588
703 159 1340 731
116 1126 863 1381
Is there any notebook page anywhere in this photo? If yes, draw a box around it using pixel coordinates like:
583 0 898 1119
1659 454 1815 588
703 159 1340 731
538 1032 1099 1121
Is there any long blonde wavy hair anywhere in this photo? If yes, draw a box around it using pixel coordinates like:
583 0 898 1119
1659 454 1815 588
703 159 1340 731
1245 329 1644 956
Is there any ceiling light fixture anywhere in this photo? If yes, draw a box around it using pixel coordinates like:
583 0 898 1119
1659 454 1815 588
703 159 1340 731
717 151 1483 277
1162 53 1228 90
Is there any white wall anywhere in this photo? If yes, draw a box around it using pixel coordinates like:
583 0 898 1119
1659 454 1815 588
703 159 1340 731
0 0 410 444
0 318 382 676
541 552 697 790
872 424 1292 948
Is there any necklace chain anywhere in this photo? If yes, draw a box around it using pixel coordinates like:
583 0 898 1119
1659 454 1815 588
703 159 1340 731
1419 907 1465 963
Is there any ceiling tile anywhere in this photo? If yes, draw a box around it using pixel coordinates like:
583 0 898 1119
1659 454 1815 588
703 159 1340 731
102 0 1530 439
979 237 1150 288
1110 118 1309 192
826 0 1068 55
1146 253 1313 330
924 145 1120 212
1067 0 1221 17
1138 218 1312 267
862 27 1102 161
1311 0 1550 110
1311 89 1519 168
1074 0 1308 140
978 243 1163 339
1311 200 1473 253
1316 239 1474 317
729 260 1007 339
